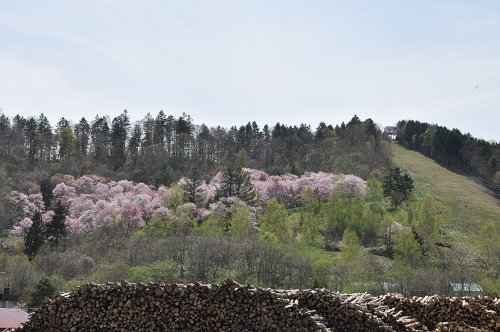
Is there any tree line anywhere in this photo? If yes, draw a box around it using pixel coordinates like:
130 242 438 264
0 111 389 190
396 120 500 195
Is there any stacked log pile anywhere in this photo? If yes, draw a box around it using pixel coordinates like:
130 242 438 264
15 280 499 332
381 294 500 331
283 289 393 331
16 280 325 332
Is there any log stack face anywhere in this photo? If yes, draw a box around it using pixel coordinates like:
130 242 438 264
382 295 500 331
14 281 500 332
15 280 325 332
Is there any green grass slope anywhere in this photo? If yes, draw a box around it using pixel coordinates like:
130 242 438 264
391 143 500 263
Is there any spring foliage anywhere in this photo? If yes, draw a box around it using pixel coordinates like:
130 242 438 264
9 170 366 239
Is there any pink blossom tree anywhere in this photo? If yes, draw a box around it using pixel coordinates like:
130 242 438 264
11 175 172 236
242 169 366 206
9 169 366 237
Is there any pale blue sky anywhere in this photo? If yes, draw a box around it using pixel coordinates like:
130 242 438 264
1 1 499 140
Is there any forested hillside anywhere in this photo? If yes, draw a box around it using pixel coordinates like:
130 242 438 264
0 112 498 310
0 112 387 191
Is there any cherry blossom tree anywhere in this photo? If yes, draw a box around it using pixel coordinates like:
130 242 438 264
9 169 366 237
11 175 172 236
242 169 366 206
8 191 45 219
178 171 223 208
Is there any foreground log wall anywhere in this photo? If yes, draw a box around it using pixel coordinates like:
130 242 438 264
15 280 500 332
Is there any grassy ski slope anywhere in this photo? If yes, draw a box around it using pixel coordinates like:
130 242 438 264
391 143 500 261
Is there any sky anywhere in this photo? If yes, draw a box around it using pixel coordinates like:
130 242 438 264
1 0 499 141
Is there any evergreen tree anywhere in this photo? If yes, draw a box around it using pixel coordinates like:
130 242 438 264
24 211 45 261
0 114 9 132
315 121 327 140
39 178 54 209
57 126 75 160
142 113 155 149
74 117 90 156
37 113 53 162
110 110 130 170
347 114 361 126
153 110 167 147
128 124 142 152
25 117 38 164
45 201 68 247
218 165 256 205
165 114 175 157
250 121 262 160
383 167 414 208
90 116 111 164
174 113 193 160
196 123 211 161
28 276 56 309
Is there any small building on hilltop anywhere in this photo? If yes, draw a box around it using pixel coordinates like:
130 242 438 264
383 126 398 140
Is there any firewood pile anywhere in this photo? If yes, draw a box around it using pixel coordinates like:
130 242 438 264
15 280 326 332
380 294 500 331
14 280 499 332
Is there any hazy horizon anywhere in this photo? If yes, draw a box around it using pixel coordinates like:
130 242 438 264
1 1 499 141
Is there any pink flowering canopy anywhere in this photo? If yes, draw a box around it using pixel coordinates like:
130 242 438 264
11 175 171 235
180 168 367 208
9 169 366 236
8 191 44 219
178 171 223 208
248 170 366 206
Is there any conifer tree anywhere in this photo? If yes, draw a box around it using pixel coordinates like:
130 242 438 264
74 117 90 156
24 211 44 261
45 201 68 247
218 165 256 205
28 276 56 309
383 167 414 208
110 110 130 170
